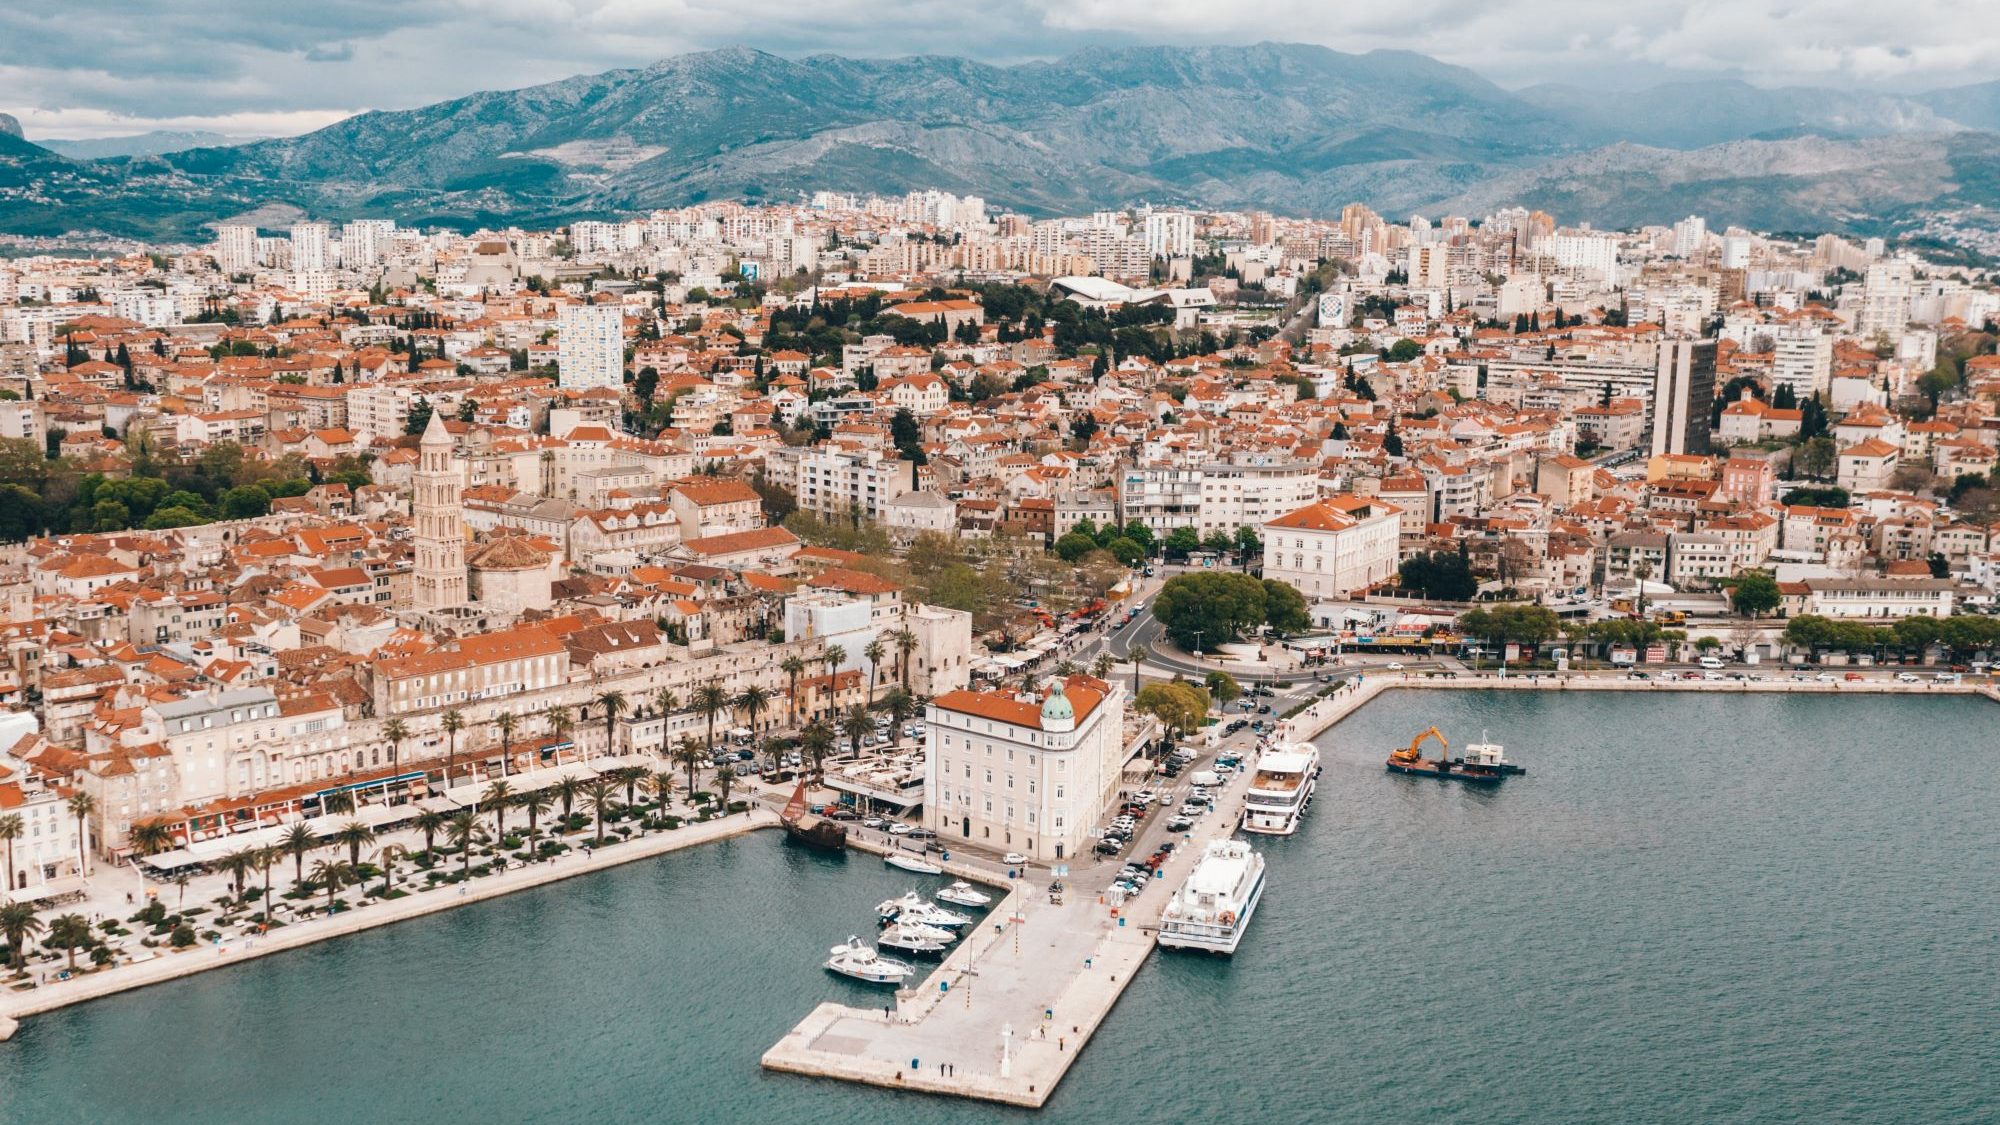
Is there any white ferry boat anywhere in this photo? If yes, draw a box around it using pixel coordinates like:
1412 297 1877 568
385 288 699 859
1157 839 1266 955
1240 743 1320 836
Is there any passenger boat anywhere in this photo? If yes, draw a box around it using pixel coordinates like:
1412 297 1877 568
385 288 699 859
1241 742 1320 836
1385 726 1508 785
934 880 993 908
1158 839 1266 955
876 920 953 957
884 852 944 875
825 937 913 984
779 778 848 851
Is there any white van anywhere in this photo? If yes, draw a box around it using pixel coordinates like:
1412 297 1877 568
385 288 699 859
1698 656 1725 670
1189 770 1222 788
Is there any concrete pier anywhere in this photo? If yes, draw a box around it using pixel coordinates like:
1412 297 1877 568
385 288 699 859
762 763 1260 1108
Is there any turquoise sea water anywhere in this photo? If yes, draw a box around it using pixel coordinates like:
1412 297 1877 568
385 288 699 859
1 691 1994 1123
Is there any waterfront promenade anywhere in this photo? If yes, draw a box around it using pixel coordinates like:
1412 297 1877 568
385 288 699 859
0 807 778 1038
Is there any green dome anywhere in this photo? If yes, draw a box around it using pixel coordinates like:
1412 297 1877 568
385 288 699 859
1041 680 1075 726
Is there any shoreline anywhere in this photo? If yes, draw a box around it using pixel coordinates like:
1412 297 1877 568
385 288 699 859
1281 672 2000 743
0 809 779 1033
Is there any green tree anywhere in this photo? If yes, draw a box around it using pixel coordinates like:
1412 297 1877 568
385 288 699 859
1152 571 1269 650
1398 550 1478 601
47 912 92 971
1104 536 1145 567
1261 579 1310 634
1054 531 1098 562
1203 670 1242 706
220 484 270 520
1135 681 1211 735
1387 338 1422 362
1726 570 1781 617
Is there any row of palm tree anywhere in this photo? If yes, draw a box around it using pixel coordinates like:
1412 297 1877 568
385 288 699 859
0 794 99 896
0 903 93 972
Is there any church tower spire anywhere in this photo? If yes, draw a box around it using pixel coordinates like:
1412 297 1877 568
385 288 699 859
412 410 467 610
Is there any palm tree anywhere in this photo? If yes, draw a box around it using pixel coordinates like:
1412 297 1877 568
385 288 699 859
711 760 738 812
1092 652 1116 679
1 903 45 970
441 709 466 783
218 848 256 899
126 818 175 867
322 790 356 817
334 820 376 869
514 790 552 845
652 687 678 723
493 711 518 774
48 912 91 971
863 638 886 701
376 844 409 895
736 684 771 737
280 823 317 890
582 779 616 845
694 681 730 759
647 770 677 810
173 872 190 907
596 690 627 755
1055 659 1079 677
892 627 919 690
820 643 846 693
412 809 446 857
553 775 584 822
253 846 277 919
884 687 915 735
444 809 485 878
0 813 23 892
780 654 807 725
311 858 355 913
673 737 705 797
842 705 872 757
383 718 409 774
543 704 573 755
65 792 95 876
612 766 646 807
483 780 514 838
801 722 834 782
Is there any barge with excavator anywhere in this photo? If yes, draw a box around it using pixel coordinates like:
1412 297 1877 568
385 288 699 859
1386 727 1525 784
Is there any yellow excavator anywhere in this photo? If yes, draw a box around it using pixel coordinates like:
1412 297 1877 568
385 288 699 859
1388 726 1448 767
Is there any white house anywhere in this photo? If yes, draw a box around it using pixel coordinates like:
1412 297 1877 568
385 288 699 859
1259 495 1402 599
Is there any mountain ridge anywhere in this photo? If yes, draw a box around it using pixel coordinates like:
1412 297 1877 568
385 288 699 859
2 43 1997 242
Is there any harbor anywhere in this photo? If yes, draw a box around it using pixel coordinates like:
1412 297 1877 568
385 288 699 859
763 756 1264 1107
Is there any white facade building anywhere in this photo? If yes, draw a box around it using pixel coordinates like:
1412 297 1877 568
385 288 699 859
924 676 1125 862
290 222 332 272
558 304 626 390
1259 495 1402 599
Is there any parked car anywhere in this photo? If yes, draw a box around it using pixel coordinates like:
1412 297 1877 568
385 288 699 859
1895 672 1921 683
887 822 913 835
862 817 886 829
1166 816 1194 832
1003 851 1028 865
908 828 937 840
1385 662 1405 671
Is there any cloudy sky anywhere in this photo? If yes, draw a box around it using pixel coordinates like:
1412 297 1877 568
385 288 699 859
3 0 1992 139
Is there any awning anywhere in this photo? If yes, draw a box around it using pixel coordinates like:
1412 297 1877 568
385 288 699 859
358 803 412 829
4 876 85 905
416 794 466 812
186 835 242 861
140 849 201 872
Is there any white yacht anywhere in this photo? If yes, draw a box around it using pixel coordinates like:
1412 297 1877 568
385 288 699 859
876 920 953 957
1240 743 1320 836
934 880 993 908
1158 839 1266 955
875 891 971 929
884 852 944 875
825 937 914 984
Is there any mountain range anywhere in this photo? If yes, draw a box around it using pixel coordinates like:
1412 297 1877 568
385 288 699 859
5 43 2000 243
